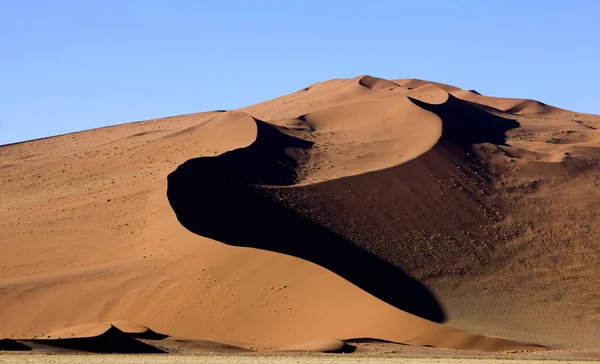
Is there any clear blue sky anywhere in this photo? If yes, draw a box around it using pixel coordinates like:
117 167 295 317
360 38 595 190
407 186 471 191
1 1 599 145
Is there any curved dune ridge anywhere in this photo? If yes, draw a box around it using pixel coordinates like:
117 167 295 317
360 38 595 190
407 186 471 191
0 75 599 354
358 75 401 90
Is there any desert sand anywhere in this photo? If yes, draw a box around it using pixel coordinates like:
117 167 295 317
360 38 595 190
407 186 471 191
0 75 598 356
3 357 600 364
6 357 600 364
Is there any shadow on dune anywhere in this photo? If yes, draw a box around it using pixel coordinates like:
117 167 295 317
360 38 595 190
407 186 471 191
409 94 520 150
0 338 32 351
321 342 356 354
167 119 446 322
130 330 168 341
167 99 519 323
33 325 165 354
346 337 407 345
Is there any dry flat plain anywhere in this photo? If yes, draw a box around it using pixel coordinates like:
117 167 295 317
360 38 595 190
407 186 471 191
1 357 599 364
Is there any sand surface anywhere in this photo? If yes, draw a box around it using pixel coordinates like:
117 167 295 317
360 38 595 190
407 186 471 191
1 75 598 354
1 357 599 364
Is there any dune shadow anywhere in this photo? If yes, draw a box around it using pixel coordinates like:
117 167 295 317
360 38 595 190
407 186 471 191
410 94 520 150
167 119 446 322
331 342 357 354
346 337 407 345
33 326 165 354
0 338 32 351
129 330 169 341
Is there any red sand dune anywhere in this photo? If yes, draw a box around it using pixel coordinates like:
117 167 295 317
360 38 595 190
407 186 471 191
0 75 598 353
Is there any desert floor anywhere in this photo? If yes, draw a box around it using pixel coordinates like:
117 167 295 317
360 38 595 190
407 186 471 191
2 356 600 364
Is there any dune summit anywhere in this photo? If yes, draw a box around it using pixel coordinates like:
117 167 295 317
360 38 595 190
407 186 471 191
0 75 599 354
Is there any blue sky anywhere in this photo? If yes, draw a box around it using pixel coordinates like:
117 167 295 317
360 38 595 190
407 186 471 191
1 1 599 145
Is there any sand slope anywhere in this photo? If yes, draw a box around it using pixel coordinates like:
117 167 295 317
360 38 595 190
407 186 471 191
1 75 598 351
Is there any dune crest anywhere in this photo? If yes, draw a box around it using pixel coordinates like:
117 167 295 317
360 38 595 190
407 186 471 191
358 75 401 90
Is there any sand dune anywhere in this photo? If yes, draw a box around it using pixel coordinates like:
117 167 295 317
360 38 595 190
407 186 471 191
34 324 164 353
0 75 598 354
45 321 166 341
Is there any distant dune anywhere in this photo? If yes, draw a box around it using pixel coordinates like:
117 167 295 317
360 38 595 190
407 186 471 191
0 75 598 354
